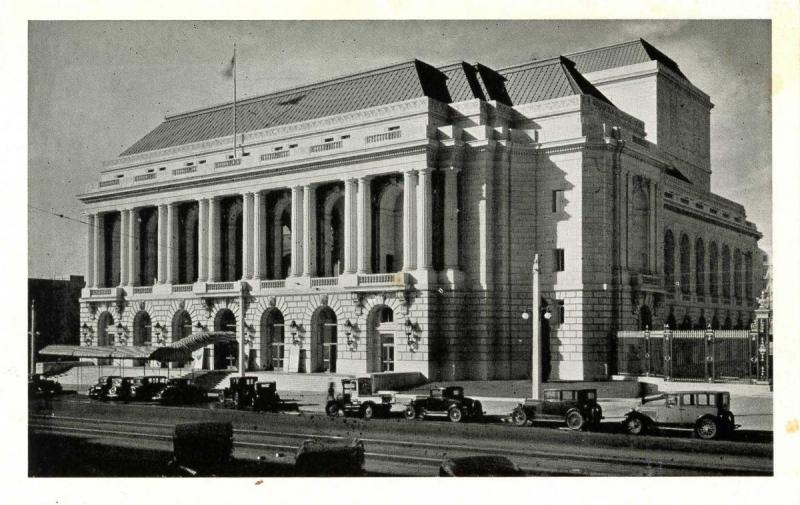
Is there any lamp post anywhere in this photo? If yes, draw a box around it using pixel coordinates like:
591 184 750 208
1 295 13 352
526 255 542 399
344 319 355 349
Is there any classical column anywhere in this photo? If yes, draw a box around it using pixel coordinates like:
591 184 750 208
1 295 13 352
93 214 105 288
157 204 168 284
166 203 178 283
416 167 433 270
356 177 372 274
207 197 220 282
443 167 460 269
119 210 129 286
650 182 659 273
290 186 304 277
128 209 140 286
302 184 316 276
242 192 254 279
197 199 209 282
85 214 96 288
273 200 284 278
402 170 418 271
253 191 266 279
343 178 358 274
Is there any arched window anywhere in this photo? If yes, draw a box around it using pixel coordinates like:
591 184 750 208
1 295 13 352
132 310 152 366
722 245 731 298
178 203 199 284
666 312 677 330
679 234 691 294
367 305 395 373
629 178 650 272
375 180 404 273
311 307 337 373
708 242 719 297
711 315 720 330
733 249 743 300
695 238 705 296
139 207 159 286
663 230 675 291
220 197 243 282
270 192 291 280
171 310 192 343
260 309 285 371
320 186 345 277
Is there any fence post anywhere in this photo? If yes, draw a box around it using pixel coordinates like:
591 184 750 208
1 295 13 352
704 324 715 382
643 325 651 376
663 324 672 381
749 320 758 382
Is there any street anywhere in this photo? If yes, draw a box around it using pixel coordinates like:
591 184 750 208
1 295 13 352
29 394 772 477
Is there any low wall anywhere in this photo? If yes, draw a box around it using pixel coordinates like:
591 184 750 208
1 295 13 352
370 372 427 391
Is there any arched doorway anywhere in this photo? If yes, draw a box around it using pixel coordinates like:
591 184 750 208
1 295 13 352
139 207 159 286
320 188 345 277
639 305 652 330
366 306 395 373
96 311 114 365
132 310 152 366
376 182 403 273
260 309 285 371
214 309 238 370
171 310 193 368
311 307 337 373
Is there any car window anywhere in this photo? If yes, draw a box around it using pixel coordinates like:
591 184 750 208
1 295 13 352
585 391 596 400
544 390 559 401
696 394 708 406
561 391 575 401
719 394 729 408
432 390 442 399
682 394 694 406
665 395 677 407
708 394 716 406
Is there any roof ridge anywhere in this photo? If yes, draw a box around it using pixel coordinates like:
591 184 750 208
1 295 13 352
564 38 644 58
165 58 425 121
496 56 563 74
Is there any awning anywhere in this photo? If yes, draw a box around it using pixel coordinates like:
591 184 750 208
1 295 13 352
38 345 154 359
148 331 237 363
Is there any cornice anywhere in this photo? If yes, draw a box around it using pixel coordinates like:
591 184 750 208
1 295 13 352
664 202 761 239
512 95 582 121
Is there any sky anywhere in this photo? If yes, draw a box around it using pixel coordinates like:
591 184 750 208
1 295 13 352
27 19 772 278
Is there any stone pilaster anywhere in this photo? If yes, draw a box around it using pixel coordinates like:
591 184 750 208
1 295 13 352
157 204 168 284
343 178 357 274
119 211 129 286
290 186 304 277
416 167 433 271
128 209 139 286
197 199 208 282
253 191 266 279
242 192 254 279
302 184 316 276
402 170 418 271
356 177 372 274
85 213 95 288
207 197 220 282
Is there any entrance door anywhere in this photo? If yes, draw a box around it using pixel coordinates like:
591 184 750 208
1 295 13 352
380 334 395 371
214 309 237 370
312 307 337 373
322 322 337 372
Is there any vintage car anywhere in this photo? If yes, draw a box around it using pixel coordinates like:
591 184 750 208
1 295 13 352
325 377 396 419
251 381 298 412
219 376 258 409
28 374 63 398
127 376 169 401
439 456 525 477
623 391 737 440
152 378 208 405
404 386 483 423
510 388 603 431
88 375 121 400
106 377 135 401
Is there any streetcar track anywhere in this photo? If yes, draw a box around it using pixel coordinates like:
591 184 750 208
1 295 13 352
29 415 770 476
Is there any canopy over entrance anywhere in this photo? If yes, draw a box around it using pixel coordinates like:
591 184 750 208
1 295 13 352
149 331 237 363
39 345 154 360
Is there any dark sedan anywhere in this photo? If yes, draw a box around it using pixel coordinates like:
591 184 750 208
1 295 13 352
153 378 208 405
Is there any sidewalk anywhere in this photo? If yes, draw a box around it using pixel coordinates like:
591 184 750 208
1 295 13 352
284 380 773 432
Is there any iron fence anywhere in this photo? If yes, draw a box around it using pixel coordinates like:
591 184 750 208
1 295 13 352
616 326 768 383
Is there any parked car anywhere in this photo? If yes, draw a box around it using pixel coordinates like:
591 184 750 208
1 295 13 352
623 391 737 440
325 377 396 419
28 374 63 398
219 376 258 409
252 381 298 412
106 377 135 401
152 378 208 405
510 388 603 431
88 375 121 400
128 376 169 401
439 456 525 477
404 386 483 423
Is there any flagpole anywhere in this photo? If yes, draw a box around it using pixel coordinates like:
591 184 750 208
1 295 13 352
232 42 237 159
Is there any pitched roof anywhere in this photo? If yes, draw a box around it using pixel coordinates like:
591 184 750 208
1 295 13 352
120 59 450 156
566 38 687 80
501 56 612 106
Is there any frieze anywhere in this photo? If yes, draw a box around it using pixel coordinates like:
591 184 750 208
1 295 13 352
512 95 581 119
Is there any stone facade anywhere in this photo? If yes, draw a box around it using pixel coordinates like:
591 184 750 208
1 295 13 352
78 41 763 381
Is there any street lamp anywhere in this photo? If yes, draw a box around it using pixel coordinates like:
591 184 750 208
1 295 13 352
289 320 300 344
344 319 356 350
153 322 164 344
405 318 419 352
81 323 92 346
244 324 255 345
194 321 206 332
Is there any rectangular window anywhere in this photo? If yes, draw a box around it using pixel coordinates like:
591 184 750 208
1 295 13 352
554 249 565 272
552 190 564 213
556 300 565 325
380 335 395 372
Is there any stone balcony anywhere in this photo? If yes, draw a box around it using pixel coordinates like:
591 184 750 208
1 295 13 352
629 272 664 293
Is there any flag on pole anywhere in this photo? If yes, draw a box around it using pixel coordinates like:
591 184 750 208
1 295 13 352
222 52 235 78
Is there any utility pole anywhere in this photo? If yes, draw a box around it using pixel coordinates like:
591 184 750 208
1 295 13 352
531 255 542 400
29 299 36 374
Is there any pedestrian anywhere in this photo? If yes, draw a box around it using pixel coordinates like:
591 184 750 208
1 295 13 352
327 381 336 402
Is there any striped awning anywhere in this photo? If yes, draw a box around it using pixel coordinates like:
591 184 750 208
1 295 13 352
38 345 154 359
148 331 237 363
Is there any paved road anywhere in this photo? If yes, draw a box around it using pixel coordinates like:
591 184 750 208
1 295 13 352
29 395 772 477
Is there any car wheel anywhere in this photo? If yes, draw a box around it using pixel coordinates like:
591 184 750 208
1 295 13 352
404 405 417 420
448 406 463 423
361 403 374 420
565 410 585 431
695 417 719 440
511 407 528 427
624 415 646 435
325 401 340 418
